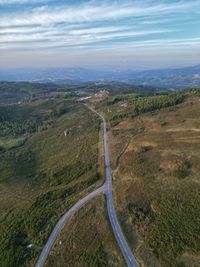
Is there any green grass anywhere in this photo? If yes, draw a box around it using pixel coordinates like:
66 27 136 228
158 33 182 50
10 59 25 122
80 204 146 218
147 188 200 267
0 81 67 104
126 186 200 267
1 176 99 267
0 98 101 267
0 137 26 150
44 196 125 267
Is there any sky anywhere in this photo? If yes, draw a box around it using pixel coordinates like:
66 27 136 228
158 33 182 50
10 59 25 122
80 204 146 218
0 0 200 70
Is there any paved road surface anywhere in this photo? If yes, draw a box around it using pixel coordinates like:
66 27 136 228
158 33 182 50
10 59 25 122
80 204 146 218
35 186 106 267
87 105 139 267
35 104 139 267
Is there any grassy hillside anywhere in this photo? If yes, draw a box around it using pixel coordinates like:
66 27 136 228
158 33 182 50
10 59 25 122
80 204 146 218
1 83 199 267
0 82 66 104
91 88 200 267
94 90 186 127
0 81 160 105
0 97 101 267
45 195 125 267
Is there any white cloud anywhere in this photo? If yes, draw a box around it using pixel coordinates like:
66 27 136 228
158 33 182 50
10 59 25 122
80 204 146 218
1 0 198 50
2 34 200 52
0 1 199 27
0 29 174 48
1 0 200 68
0 0 50 5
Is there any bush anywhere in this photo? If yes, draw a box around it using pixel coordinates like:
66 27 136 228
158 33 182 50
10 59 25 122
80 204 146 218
173 160 191 179
135 146 151 153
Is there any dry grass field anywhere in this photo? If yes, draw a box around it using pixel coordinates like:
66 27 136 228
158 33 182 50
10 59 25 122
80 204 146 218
44 195 125 267
104 93 200 267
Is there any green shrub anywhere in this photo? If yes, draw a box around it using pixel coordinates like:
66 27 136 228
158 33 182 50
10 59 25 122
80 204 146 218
173 160 191 179
135 146 151 153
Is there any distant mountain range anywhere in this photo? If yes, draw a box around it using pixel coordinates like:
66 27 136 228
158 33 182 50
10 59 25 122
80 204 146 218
0 65 200 89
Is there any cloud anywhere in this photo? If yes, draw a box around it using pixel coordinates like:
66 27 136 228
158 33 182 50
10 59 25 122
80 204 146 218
1 0 198 49
0 0 50 5
2 34 200 53
0 0 200 68
1 1 199 27
0 28 174 46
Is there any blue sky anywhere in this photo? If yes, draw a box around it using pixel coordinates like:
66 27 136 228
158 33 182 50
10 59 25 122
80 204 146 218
0 0 200 70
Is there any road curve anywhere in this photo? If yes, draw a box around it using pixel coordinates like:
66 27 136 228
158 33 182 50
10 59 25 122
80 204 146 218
87 105 139 267
35 185 106 267
35 104 139 267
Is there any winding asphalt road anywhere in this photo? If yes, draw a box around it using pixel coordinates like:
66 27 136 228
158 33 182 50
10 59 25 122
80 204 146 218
35 186 106 267
35 104 139 267
87 105 139 267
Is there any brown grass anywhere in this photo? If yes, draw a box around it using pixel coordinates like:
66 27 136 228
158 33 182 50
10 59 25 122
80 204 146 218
107 96 200 267
44 195 125 267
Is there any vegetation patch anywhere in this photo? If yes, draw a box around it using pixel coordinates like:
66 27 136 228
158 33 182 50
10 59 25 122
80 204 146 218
104 90 200 267
0 96 101 266
173 159 191 179
44 196 124 267
0 137 26 150
147 189 200 267
135 146 151 154
132 93 185 114
97 91 187 126
121 151 159 178
126 187 200 267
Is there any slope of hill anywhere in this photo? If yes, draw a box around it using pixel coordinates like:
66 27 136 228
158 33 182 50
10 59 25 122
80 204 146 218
0 82 65 104
0 84 200 267
91 88 200 267
0 97 102 267
0 81 162 106
44 195 125 267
